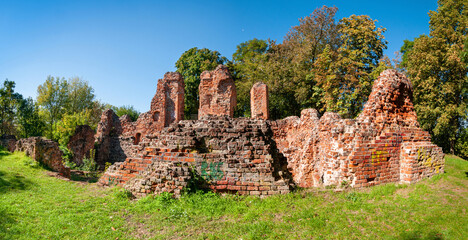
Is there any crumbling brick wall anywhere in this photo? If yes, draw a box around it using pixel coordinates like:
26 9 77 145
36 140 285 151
15 137 70 178
94 72 185 167
271 70 444 188
198 65 237 119
99 116 293 197
68 125 95 166
98 68 444 197
94 109 128 167
0 135 17 152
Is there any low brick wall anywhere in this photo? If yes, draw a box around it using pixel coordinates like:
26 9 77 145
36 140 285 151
99 116 292 197
15 137 70 178
0 135 16 152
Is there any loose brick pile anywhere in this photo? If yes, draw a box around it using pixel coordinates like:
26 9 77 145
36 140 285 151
98 68 444 197
15 137 71 178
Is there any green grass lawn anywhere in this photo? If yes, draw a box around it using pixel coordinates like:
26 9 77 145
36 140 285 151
1 148 467 240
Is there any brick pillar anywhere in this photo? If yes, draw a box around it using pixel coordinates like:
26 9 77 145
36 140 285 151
198 65 236 119
150 72 185 129
250 82 269 119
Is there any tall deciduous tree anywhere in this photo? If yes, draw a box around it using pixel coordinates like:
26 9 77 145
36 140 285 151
17 97 44 138
231 39 269 117
175 47 228 118
67 77 95 114
0 80 22 135
402 0 467 155
37 76 69 138
313 14 387 118
37 76 97 139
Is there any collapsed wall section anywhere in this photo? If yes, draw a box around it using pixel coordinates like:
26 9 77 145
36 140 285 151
94 72 185 166
0 135 17 152
271 70 444 188
98 68 444 197
99 117 293 197
15 137 70 178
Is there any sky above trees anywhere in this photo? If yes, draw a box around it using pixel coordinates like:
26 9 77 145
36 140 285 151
0 0 437 112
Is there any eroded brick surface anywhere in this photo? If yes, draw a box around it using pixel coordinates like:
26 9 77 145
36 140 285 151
99 116 292 198
250 82 269 120
93 72 185 166
15 137 70 178
271 70 444 188
198 65 237 119
98 69 444 197
68 125 95 166
0 134 16 152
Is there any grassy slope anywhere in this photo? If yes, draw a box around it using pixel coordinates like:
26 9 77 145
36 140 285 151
0 148 466 240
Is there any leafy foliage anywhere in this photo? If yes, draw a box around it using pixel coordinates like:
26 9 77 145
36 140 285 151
0 80 44 137
112 105 140 121
231 38 269 117
230 6 388 119
313 14 387 117
52 110 93 147
37 76 102 144
401 0 467 155
175 47 228 118
16 97 44 138
0 80 23 135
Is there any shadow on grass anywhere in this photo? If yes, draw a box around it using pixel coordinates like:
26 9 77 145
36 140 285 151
0 208 16 237
465 172 468 178
0 170 35 194
399 230 444 240
70 170 100 183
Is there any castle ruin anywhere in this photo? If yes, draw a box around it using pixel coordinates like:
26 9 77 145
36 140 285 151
94 66 444 197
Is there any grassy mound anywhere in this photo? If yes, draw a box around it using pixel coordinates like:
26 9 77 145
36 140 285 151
1 147 467 239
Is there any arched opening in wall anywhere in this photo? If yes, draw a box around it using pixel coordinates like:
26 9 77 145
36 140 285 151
134 133 141 145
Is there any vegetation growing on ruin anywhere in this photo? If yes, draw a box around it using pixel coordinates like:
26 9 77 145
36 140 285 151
1 148 466 239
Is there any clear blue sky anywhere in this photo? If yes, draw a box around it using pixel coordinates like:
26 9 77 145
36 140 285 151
0 0 437 112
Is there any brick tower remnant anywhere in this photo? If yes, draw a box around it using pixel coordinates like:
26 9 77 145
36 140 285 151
250 82 269 120
198 65 237 119
150 72 185 131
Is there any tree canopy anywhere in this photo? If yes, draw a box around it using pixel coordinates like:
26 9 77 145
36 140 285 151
175 47 228 118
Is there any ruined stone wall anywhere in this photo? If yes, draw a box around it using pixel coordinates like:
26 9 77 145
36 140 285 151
68 125 95 166
99 116 292 197
271 70 444 188
94 109 127 167
0 135 17 152
198 65 237 119
15 137 70 178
